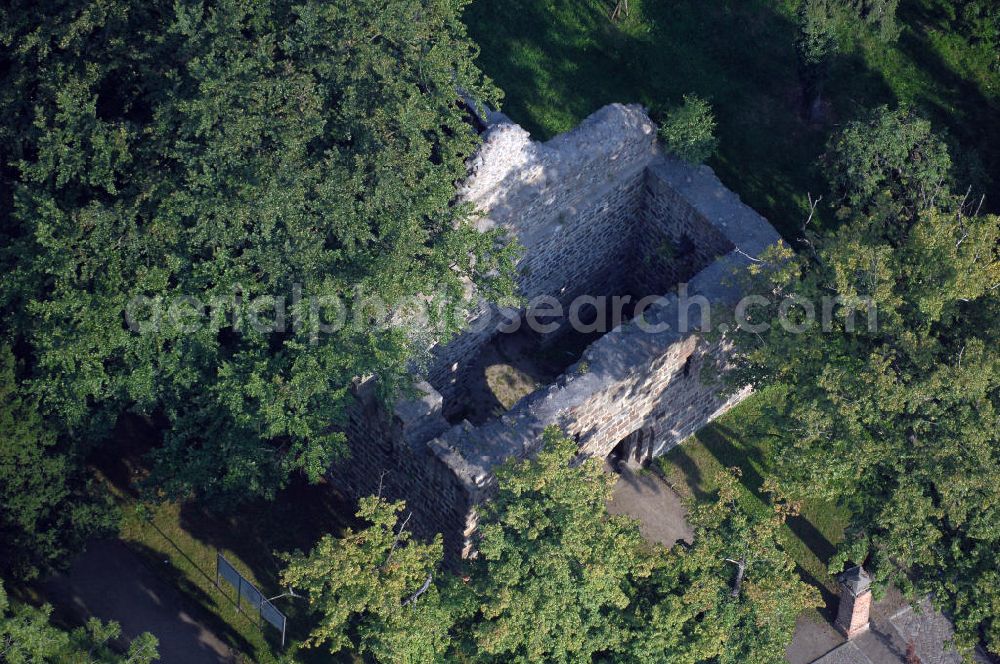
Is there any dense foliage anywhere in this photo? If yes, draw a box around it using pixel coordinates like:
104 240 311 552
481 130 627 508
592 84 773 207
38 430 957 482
624 469 819 664
0 582 158 664
281 496 454 663
465 428 654 662
724 109 1000 655
0 0 516 504
823 105 953 216
0 346 116 580
658 94 718 165
795 0 901 119
848 0 901 41
1 1 996 660
283 429 817 663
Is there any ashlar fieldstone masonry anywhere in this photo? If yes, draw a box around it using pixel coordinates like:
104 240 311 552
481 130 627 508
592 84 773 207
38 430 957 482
331 104 782 561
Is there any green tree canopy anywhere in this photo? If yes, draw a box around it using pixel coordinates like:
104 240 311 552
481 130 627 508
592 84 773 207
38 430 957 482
463 428 654 662
624 469 820 664
848 0 900 41
280 496 455 663
465 433 816 663
823 105 954 217
0 346 116 581
0 581 159 664
659 94 718 165
724 112 1000 655
0 0 516 503
283 429 819 662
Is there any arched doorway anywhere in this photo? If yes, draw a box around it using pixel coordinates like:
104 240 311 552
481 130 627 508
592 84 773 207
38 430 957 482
607 428 651 470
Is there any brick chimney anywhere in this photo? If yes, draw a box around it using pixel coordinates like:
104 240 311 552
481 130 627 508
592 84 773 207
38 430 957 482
835 565 872 639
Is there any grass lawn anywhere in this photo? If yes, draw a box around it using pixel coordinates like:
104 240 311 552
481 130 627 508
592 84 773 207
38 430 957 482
657 386 851 615
465 0 1000 240
90 415 359 663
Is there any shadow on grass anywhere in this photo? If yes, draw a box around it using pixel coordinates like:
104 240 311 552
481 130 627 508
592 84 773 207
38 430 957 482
466 0 639 139
88 412 361 657
178 475 357 590
894 16 1000 204
93 413 357 578
464 0 902 238
697 423 767 492
793 560 839 620
786 513 838 567
698 422 839 579
662 443 710 502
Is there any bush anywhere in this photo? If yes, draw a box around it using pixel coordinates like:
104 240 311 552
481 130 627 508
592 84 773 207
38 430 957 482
849 0 900 42
823 105 953 215
659 95 718 164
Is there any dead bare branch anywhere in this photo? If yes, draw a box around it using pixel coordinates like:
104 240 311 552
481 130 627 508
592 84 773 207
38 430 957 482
402 573 434 607
383 511 412 569
733 246 766 264
725 557 747 597
610 0 629 21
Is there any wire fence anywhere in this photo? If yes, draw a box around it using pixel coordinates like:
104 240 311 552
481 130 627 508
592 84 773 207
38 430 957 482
216 552 288 647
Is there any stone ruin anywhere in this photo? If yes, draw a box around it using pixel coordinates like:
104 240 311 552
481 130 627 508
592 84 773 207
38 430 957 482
331 103 781 561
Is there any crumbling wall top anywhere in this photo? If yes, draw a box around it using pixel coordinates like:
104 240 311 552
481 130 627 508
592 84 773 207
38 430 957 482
460 103 658 229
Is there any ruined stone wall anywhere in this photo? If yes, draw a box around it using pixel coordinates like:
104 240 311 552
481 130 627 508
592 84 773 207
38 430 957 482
630 167 735 298
332 105 783 562
560 273 750 462
331 379 474 550
425 105 658 404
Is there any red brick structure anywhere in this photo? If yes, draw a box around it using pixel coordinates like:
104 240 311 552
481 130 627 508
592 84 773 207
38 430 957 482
835 565 873 639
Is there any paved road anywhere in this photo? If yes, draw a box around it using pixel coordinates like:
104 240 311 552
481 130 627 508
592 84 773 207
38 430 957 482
45 540 233 664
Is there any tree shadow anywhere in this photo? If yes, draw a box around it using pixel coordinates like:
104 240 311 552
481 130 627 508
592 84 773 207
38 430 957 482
173 478 361 654
699 423 838 570
88 412 165 498
660 444 710 502
893 15 1000 206
123 540 258 657
43 538 254 662
87 412 360 654
178 475 359 589
786 513 838 566
465 0 910 240
465 0 642 139
697 423 767 493
793 560 839 621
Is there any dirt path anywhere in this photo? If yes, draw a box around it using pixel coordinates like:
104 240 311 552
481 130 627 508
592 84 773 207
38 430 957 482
606 462 694 546
45 540 234 664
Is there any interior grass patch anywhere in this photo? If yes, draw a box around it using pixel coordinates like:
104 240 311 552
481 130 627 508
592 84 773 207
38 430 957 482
486 363 542 410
